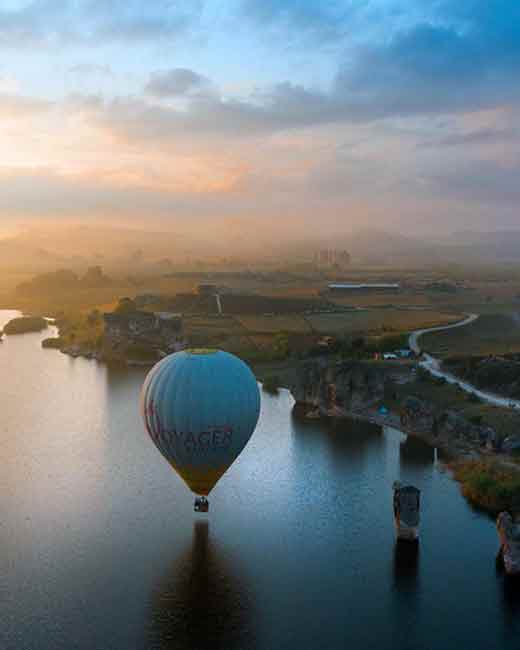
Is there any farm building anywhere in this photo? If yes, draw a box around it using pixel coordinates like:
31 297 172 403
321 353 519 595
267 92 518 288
197 284 217 296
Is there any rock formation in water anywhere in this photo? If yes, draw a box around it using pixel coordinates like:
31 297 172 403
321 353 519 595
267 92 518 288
393 482 420 542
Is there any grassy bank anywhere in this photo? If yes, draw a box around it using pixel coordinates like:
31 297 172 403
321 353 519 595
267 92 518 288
451 460 520 515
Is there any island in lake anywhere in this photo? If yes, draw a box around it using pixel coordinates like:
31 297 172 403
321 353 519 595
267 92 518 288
3 316 48 335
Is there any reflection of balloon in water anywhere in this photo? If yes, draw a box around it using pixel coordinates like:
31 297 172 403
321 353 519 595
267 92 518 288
149 522 255 650
141 349 261 497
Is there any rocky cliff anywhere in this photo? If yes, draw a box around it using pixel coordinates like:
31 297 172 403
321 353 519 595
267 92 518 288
290 360 386 418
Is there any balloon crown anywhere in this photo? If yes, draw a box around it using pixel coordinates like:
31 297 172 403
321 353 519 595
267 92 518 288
186 348 219 355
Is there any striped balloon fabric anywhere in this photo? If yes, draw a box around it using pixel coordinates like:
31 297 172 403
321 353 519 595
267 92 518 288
141 349 261 496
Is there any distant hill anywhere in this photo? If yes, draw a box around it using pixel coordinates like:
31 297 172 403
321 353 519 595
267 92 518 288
302 228 520 266
0 238 64 272
3 223 520 272
448 230 520 262
16 267 112 296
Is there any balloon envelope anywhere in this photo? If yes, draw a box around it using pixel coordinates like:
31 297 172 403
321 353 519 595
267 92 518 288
141 349 261 495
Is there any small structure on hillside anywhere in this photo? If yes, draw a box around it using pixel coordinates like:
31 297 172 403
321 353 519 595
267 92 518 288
496 512 520 575
197 284 217 296
393 482 421 542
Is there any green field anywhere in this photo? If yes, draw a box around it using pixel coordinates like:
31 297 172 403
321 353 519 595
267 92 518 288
422 313 520 357
306 309 460 335
237 314 312 334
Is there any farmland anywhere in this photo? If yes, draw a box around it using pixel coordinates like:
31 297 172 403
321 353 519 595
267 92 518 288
305 309 461 335
421 313 520 358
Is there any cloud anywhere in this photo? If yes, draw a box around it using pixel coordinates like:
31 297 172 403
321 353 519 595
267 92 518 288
236 0 520 121
88 88 333 146
0 164 243 220
334 1 520 117
68 63 113 78
0 0 203 48
0 92 51 118
240 0 359 43
428 159 520 205
145 68 211 97
418 127 518 149
83 0 520 146
1 0 520 233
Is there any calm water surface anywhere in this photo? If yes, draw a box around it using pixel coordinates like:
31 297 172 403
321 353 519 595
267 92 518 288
1 310 519 649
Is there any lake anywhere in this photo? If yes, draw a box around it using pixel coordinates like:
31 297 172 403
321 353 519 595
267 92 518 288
1 310 519 649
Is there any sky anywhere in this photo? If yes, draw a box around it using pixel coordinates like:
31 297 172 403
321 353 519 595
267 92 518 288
0 0 519 235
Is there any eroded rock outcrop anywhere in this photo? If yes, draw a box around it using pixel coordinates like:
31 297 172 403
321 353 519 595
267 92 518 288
497 512 520 575
290 360 385 418
400 395 499 448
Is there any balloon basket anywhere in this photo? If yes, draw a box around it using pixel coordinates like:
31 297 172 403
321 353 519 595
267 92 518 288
194 496 209 513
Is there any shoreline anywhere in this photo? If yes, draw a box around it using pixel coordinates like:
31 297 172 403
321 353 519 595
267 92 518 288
292 401 520 517
293 401 470 461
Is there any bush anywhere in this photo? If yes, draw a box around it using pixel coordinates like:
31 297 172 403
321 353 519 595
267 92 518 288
41 337 62 349
125 342 157 362
262 375 280 394
272 333 290 360
376 333 409 353
417 367 430 382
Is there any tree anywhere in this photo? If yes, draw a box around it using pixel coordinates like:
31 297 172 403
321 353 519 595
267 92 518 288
114 297 137 314
80 266 111 288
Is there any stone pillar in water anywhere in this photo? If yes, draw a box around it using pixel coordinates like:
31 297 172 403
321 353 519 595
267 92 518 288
393 482 420 542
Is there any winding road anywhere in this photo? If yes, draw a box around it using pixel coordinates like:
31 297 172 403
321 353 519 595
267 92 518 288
409 313 520 410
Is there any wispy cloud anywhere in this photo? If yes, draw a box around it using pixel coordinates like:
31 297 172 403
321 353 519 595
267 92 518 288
0 0 203 48
68 63 113 78
145 68 212 97
0 92 51 117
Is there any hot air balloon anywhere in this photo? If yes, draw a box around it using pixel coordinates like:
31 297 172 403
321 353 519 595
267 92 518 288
141 349 261 512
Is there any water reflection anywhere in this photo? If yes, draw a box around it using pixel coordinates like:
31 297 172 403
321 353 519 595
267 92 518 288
148 522 255 650
327 418 382 452
389 541 421 649
399 435 435 468
393 540 420 589
291 411 383 463
500 575 520 633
